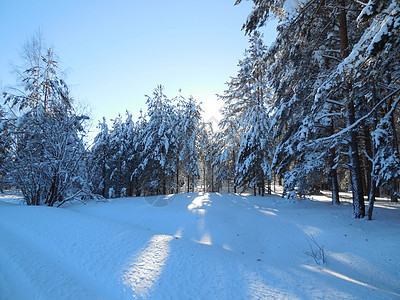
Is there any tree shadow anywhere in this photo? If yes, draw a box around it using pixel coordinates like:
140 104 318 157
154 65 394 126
70 192 400 298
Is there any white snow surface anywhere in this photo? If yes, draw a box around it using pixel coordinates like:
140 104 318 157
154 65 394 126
0 192 400 299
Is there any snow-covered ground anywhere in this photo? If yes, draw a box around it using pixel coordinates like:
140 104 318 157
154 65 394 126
0 191 399 299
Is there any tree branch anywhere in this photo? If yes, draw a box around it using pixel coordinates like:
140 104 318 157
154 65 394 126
315 87 400 144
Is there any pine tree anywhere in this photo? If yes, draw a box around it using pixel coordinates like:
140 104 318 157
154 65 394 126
89 118 111 197
0 106 12 189
130 110 148 196
136 85 178 194
177 95 202 193
199 122 216 193
236 104 272 196
216 31 270 194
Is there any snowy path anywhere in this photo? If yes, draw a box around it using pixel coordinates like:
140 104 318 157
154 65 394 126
0 193 399 299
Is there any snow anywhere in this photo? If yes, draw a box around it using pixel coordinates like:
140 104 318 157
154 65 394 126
1 192 400 299
283 0 307 19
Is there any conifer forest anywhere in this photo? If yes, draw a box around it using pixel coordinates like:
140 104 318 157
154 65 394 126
1 0 400 221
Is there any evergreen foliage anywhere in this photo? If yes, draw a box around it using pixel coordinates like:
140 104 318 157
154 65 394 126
235 0 400 218
2 4 400 219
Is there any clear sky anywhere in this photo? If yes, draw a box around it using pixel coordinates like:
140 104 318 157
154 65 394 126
0 0 277 135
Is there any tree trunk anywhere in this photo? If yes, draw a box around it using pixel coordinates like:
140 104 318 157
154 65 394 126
47 173 59 207
347 99 366 218
273 173 276 193
390 180 399 202
367 172 377 220
211 165 214 193
368 130 378 219
329 124 340 205
331 167 340 205
389 105 399 202
176 163 180 194
367 84 380 219
34 185 40 206
203 160 206 193
261 177 265 197
101 149 108 198
363 127 373 195
339 0 364 217
162 175 166 195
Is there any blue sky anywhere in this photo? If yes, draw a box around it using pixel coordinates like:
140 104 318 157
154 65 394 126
0 0 277 133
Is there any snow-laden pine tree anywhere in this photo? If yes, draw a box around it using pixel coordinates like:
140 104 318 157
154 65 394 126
177 95 202 193
135 85 179 194
216 31 271 194
120 111 138 197
236 104 272 196
0 106 12 188
234 32 273 195
89 118 111 197
198 121 217 193
214 115 240 193
130 110 148 196
89 114 139 198
108 113 135 198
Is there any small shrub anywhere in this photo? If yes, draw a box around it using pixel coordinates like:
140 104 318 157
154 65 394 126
305 234 327 265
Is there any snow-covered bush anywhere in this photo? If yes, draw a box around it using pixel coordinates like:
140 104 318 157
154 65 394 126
3 36 91 206
108 187 115 199
120 187 127 198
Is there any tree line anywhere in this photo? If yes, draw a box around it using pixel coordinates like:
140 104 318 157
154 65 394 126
1 1 399 220
231 0 400 219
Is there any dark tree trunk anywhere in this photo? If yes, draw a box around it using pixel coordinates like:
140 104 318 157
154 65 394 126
203 161 206 193
101 154 107 198
162 175 166 195
389 104 399 203
339 0 365 217
176 163 180 194
347 99 366 218
367 85 379 219
34 186 40 206
135 176 141 196
338 0 349 57
273 173 276 193
331 167 340 205
211 165 214 193
390 180 399 202
363 127 374 195
367 173 377 220
47 174 59 207
261 173 265 196
329 124 340 205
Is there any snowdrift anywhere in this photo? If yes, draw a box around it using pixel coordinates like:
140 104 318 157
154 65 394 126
0 192 399 299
